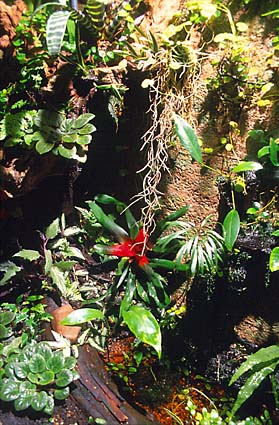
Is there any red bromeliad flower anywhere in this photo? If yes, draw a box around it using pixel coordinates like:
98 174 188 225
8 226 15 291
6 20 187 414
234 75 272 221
104 228 149 267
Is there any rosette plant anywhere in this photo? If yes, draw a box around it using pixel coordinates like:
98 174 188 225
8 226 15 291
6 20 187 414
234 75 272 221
64 195 191 358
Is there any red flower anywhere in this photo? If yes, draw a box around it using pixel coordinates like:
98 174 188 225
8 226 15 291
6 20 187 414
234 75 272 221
109 228 149 266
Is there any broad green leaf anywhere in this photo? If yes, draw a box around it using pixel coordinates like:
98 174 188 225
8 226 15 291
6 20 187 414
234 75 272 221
55 260 76 272
94 194 125 207
44 249 53 274
46 10 71 56
122 305 162 358
270 247 279 272
56 369 73 387
14 395 33 411
58 145 77 159
230 345 279 385
0 379 19 401
173 114 202 164
43 395 54 415
149 258 176 270
73 113 95 129
31 391 48 411
223 209 240 251
37 342 52 360
19 381 36 394
45 217 60 239
35 140 55 154
272 229 279 236
60 308 104 325
46 352 64 374
14 362 29 379
64 357 77 369
76 134 92 145
231 161 263 173
0 324 12 338
270 138 279 166
0 261 21 285
258 146 270 158
63 246 85 260
78 123 96 134
87 201 129 242
13 249 40 262
38 370 55 385
29 353 46 373
231 359 279 417
54 386 70 400
49 265 67 294
0 311 15 326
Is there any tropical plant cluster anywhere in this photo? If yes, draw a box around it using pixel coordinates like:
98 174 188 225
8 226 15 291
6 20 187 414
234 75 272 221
0 0 279 423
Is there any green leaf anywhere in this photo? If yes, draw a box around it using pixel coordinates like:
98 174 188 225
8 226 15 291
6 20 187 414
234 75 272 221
173 114 202 164
0 261 21 285
56 369 73 387
0 311 15 326
14 395 33 411
45 217 60 240
272 229 279 237
35 140 55 154
120 272 136 315
64 357 77 369
43 395 54 415
73 113 95 129
49 265 67 294
0 379 19 401
270 139 279 166
44 249 53 274
230 345 279 385
231 161 263 173
223 209 240 251
46 10 72 56
258 146 270 158
13 249 40 262
54 386 70 400
122 305 162 358
78 123 96 134
76 134 92 145
55 260 76 272
270 247 279 272
58 145 77 159
31 391 48 411
231 359 279 417
29 353 46 373
87 201 129 242
46 352 64 374
60 308 104 325
38 370 55 385
14 362 29 379
37 343 53 360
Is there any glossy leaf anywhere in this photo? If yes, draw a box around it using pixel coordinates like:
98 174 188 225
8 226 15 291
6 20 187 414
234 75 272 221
29 354 46 374
35 140 55 154
270 247 279 272
31 391 48 411
0 379 19 401
231 359 279 417
87 201 129 242
73 113 95 129
54 386 70 400
173 114 202 164
14 362 29 379
46 353 64 374
58 145 77 159
13 249 40 262
45 217 60 240
14 395 33 411
49 265 67 294
223 209 240 251
56 369 73 387
0 311 15 326
0 261 21 285
38 370 55 385
60 308 104 325
231 161 263 173
230 345 279 385
46 10 71 56
122 305 162 358
43 395 55 415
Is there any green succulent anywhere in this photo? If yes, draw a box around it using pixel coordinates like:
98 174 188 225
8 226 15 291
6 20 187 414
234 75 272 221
0 310 15 340
0 110 95 163
0 340 79 415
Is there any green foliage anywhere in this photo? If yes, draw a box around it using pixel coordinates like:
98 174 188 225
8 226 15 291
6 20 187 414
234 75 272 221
223 210 240 252
229 345 279 417
0 339 79 415
0 110 95 162
173 114 203 164
248 129 279 169
61 308 105 325
0 310 15 340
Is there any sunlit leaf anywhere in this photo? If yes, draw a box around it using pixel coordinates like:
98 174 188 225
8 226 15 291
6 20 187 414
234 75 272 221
122 305 162 358
173 114 202 164
13 249 40 262
60 308 104 325
231 161 263 173
45 217 60 240
270 247 279 272
46 10 71 56
223 209 240 251
0 261 21 285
